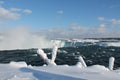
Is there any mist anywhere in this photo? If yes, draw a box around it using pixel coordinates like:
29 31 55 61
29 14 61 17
0 27 52 50
0 25 120 50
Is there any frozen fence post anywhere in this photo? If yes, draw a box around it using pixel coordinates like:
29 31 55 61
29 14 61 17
37 49 50 65
78 56 87 67
109 57 115 70
37 49 56 66
51 40 61 63
51 43 58 63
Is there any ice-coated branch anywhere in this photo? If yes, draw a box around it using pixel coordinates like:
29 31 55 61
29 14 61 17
37 48 57 66
51 40 60 63
37 40 61 66
51 44 58 63
37 49 49 64
109 57 115 70
78 56 87 67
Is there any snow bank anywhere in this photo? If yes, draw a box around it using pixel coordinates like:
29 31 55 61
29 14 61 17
89 65 109 71
0 62 120 80
10 61 27 67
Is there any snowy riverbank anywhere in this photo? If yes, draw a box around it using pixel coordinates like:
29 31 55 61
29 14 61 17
0 61 120 80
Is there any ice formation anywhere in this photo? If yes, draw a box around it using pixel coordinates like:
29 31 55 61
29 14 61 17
51 40 61 63
78 56 87 67
109 57 115 70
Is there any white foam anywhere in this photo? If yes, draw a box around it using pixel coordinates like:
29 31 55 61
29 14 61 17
106 42 120 47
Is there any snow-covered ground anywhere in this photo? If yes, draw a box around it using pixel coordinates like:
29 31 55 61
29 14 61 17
0 61 120 80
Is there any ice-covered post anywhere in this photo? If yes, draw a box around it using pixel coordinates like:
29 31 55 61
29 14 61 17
37 49 50 65
51 40 60 63
109 57 115 70
78 56 87 67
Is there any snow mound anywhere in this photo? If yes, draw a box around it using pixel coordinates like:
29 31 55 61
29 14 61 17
10 61 27 67
89 65 109 71
0 62 120 80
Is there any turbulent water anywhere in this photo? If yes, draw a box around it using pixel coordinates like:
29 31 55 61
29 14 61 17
0 39 120 69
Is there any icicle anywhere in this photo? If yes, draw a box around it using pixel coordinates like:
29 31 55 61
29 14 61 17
109 57 115 70
78 56 87 67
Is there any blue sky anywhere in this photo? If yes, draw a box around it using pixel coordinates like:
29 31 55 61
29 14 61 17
0 0 120 38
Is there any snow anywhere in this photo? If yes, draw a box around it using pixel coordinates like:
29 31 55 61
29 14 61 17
0 62 120 80
9 61 28 68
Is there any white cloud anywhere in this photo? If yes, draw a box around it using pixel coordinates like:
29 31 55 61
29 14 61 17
0 7 20 20
50 23 119 38
99 24 107 28
98 17 104 21
97 24 107 33
10 8 21 12
111 19 120 25
57 10 64 14
23 9 32 14
70 24 88 32
0 7 32 20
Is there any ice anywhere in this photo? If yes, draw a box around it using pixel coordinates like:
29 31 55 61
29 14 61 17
51 40 60 63
78 56 87 67
109 57 115 70
37 40 61 66
37 49 48 61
